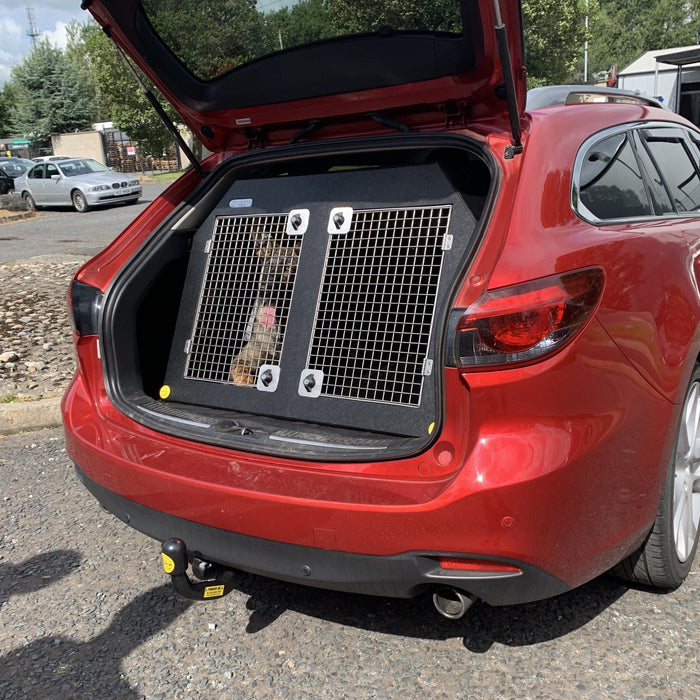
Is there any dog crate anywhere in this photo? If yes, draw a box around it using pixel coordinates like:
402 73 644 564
161 164 478 437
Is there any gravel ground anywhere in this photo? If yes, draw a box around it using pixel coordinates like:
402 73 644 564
1 429 700 698
0 254 84 402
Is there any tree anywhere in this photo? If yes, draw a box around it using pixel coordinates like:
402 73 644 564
142 0 272 79
0 83 16 138
588 0 700 77
10 38 98 153
323 0 461 33
77 21 177 158
268 0 333 48
523 0 595 87
65 19 104 117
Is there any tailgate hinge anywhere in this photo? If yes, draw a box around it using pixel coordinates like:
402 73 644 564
440 101 468 130
245 127 267 150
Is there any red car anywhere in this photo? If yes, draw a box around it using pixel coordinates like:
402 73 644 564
64 0 700 618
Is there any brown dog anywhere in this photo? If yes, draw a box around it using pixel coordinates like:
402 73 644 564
229 232 300 385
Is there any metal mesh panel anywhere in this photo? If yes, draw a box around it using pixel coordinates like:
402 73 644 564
185 214 300 386
307 206 451 406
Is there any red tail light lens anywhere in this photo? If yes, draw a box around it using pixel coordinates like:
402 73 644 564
455 268 604 370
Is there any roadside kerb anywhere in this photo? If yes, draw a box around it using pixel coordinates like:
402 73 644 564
0 397 63 435
0 210 34 225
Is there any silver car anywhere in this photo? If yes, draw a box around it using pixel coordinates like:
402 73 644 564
15 158 142 213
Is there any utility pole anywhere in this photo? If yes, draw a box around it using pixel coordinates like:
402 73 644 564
584 0 589 83
26 7 40 48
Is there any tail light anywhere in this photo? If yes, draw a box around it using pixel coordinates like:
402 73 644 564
455 268 604 370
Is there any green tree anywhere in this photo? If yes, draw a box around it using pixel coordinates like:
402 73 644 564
268 0 333 49
0 83 16 138
323 0 461 33
65 19 104 117
588 0 700 76
523 0 595 87
78 21 177 157
10 38 98 153
142 0 271 79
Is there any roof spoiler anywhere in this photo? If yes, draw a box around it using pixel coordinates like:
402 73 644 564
526 86 667 112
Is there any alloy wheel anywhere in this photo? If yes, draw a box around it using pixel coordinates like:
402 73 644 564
674 381 700 561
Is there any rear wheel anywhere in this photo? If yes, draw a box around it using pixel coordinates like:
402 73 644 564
72 190 90 213
22 191 36 211
613 365 700 588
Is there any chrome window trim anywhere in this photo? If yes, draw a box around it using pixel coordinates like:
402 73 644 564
572 121 700 225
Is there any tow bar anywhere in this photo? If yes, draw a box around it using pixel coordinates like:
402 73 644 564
161 537 237 601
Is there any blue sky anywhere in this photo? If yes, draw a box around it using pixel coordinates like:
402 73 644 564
0 1 88 86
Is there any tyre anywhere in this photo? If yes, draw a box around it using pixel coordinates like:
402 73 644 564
22 191 36 211
72 190 90 213
126 197 139 205
613 364 700 588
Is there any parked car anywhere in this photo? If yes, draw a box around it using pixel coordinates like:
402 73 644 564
0 162 23 194
0 156 35 174
64 0 700 618
15 158 141 212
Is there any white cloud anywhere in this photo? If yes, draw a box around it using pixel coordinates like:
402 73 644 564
0 19 23 86
44 20 72 50
0 17 22 39
0 4 87 86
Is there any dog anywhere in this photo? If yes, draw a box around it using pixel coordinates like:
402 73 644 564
229 232 300 385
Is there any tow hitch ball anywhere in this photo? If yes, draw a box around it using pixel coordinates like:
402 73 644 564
161 537 236 601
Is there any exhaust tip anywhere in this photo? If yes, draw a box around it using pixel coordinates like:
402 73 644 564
432 587 478 620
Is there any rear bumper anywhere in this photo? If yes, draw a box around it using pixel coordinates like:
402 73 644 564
63 321 675 606
74 462 569 605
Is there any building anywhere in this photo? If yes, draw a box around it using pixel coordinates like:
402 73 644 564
617 45 700 125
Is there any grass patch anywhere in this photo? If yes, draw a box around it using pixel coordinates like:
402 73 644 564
0 395 26 404
147 171 184 181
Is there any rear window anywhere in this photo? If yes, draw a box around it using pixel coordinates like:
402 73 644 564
141 0 463 81
0 163 25 177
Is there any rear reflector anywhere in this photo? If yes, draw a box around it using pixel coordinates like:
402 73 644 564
438 557 521 573
455 267 604 370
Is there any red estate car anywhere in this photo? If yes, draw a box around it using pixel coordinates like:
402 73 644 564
64 0 700 618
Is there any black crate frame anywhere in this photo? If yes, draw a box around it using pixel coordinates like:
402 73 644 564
162 164 477 437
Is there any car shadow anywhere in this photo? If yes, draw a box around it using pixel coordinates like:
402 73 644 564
0 550 82 608
232 570 630 650
0 583 191 699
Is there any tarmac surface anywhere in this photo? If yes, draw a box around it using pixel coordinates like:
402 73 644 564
1 427 699 698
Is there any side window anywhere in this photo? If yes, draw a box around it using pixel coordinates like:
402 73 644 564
578 133 652 220
640 128 700 212
46 164 59 178
29 165 44 179
631 132 674 215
